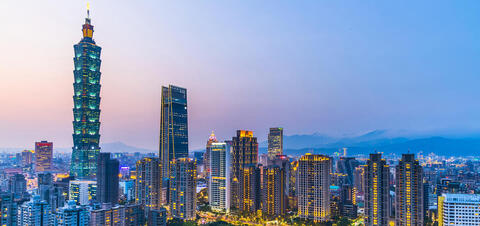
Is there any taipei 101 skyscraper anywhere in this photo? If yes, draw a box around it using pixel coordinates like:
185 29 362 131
70 6 102 179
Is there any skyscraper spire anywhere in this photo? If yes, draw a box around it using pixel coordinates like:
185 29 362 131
87 2 90 19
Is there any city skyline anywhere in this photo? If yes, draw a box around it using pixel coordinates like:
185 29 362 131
1 1 480 151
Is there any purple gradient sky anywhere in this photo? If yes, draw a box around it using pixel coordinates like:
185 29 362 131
1 1 480 151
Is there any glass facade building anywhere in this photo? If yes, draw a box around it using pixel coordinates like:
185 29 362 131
159 85 188 179
267 127 283 160
70 11 102 179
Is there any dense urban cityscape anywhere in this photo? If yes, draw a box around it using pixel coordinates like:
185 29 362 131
2 4 480 226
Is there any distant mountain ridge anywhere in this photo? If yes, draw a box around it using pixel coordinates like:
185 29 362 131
260 130 480 157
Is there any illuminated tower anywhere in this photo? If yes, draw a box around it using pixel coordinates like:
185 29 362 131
267 127 283 160
204 131 218 179
169 158 197 220
35 141 53 172
297 154 332 222
135 158 162 211
230 130 258 210
159 85 188 179
209 142 230 212
364 153 390 226
395 154 424 226
70 6 102 179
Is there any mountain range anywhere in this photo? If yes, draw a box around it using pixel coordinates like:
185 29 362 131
2 130 480 157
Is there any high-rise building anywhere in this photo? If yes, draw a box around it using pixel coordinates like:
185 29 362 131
263 155 290 216
353 165 365 195
38 172 64 212
288 160 299 212
8 173 27 200
124 204 145 226
340 185 357 219
35 141 53 172
70 8 102 179
438 194 480 226
0 193 18 226
364 153 390 226
297 154 332 222
97 153 119 205
135 157 162 211
147 208 167 226
395 154 424 226
239 164 261 213
159 85 188 178
21 150 34 167
267 127 283 160
262 165 287 217
54 200 90 226
208 142 230 212
336 157 360 186
18 196 53 226
169 158 197 220
204 131 218 180
230 130 258 210
119 180 135 203
69 180 96 205
90 203 127 226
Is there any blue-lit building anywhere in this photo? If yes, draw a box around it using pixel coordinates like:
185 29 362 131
70 8 102 179
159 85 188 178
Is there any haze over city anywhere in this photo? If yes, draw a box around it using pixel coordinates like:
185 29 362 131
1 1 480 150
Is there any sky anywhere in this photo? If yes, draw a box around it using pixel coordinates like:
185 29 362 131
1 1 480 151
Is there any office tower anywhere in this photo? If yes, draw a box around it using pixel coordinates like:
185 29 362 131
54 200 90 226
267 127 283 160
230 130 258 210
8 173 27 200
124 204 145 226
239 164 261 213
364 153 390 226
70 8 102 179
0 193 18 226
297 154 332 222
336 157 360 186
340 185 357 219
69 180 96 205
263 165 287 217
353 166 365 195
147 208 167 226
159 85 188 178
21 150 34 167
135 157 162 210
169 158 197 220
438 194 480 226
209 142 230 212
35 141 53 172
204 132 218 179
395 154 424 226
97 153 120 205
18 196 53 226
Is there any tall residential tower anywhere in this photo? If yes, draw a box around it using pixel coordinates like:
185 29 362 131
395 154 424 226
364 153 390 226
70 8 102 179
